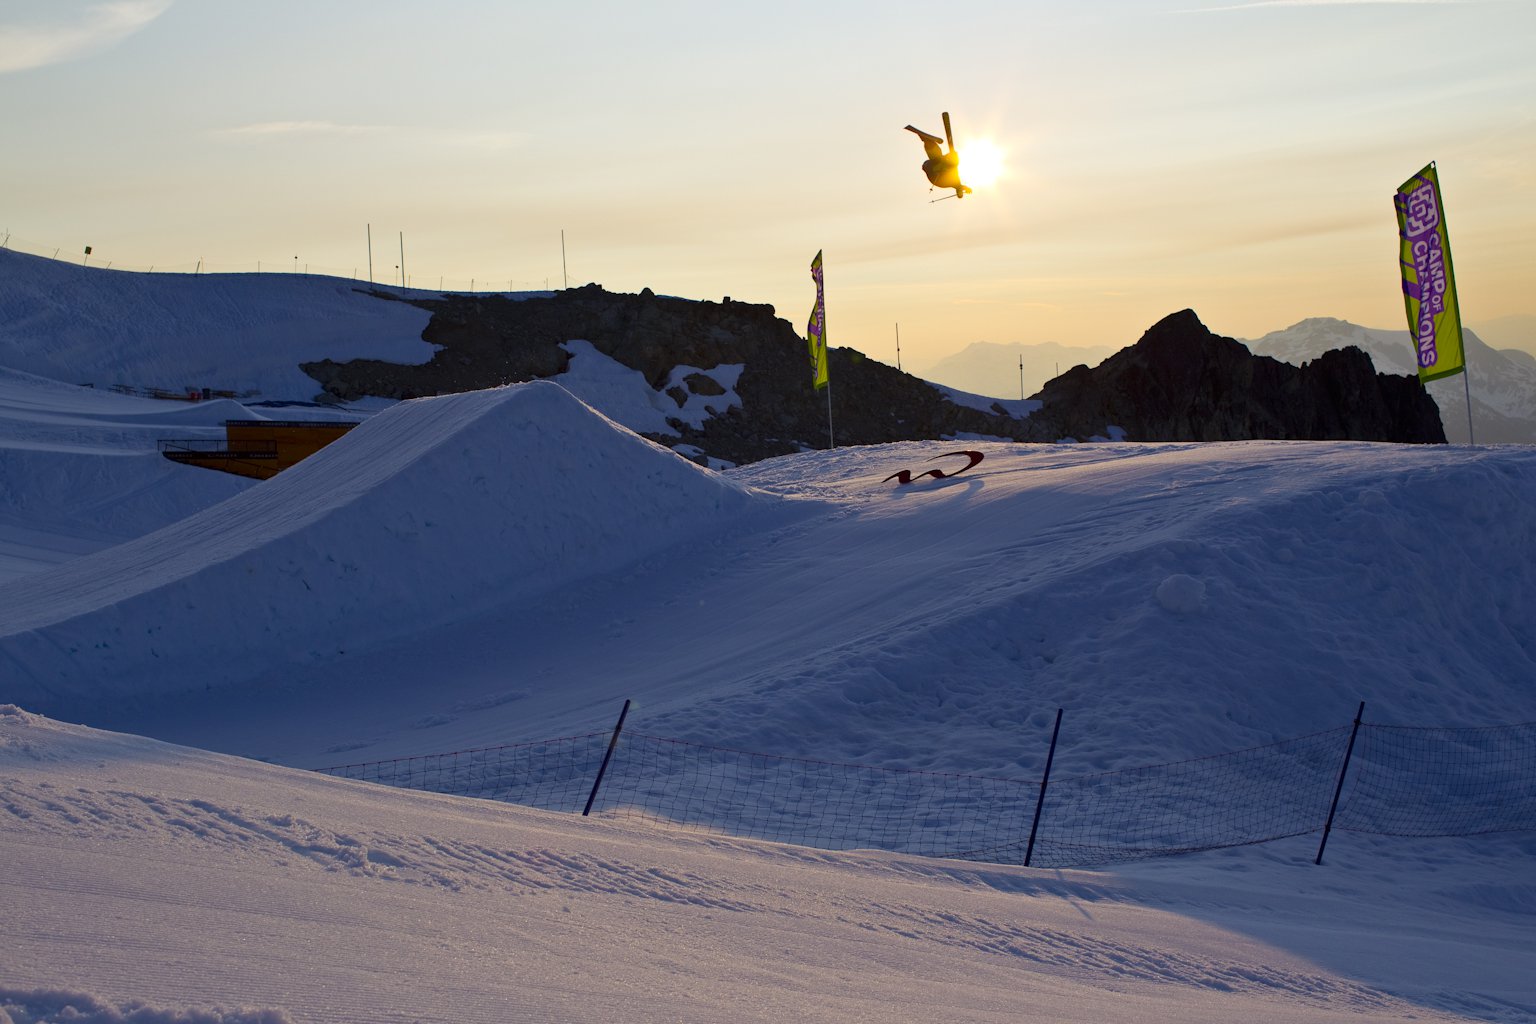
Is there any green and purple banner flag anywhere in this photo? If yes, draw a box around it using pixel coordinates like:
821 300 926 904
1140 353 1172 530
807 250 829 391
1394 163 1465 383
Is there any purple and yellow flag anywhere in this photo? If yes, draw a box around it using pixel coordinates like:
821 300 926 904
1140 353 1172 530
806 250 829 391
1394 163 1465 382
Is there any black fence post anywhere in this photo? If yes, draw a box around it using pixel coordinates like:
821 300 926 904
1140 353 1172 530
1315 701 1366 865
1024 708 1064 867
583 699 632 816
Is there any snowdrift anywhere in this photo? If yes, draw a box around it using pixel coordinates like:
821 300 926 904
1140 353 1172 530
0 248 439 400
0 382 768 709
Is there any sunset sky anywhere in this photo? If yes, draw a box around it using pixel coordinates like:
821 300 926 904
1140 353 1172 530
2 0 1532 370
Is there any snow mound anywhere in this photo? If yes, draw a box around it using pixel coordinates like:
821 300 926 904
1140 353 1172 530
1155 573 1206 615
0 381 767 709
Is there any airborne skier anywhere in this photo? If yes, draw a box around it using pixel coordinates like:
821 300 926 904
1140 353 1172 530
904 111 971 199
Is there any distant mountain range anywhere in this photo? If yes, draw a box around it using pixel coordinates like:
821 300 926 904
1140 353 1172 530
1467 314 1536 359
916 340 1117 400
1242 319 1536 444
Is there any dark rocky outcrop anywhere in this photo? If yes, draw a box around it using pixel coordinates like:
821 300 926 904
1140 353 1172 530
1027 309 1445 444
302 285 1040 464
300 289 1444 466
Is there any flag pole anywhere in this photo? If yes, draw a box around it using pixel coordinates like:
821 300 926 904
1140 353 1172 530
825 259 834 449
1463 368 1476 445
1439 162 1475 446
826 377 835 449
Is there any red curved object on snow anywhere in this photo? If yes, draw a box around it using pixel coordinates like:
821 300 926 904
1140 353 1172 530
882 450 984 485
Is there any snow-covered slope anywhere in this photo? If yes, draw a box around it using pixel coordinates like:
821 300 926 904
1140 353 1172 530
0 247 441 400
1244 317 1536 443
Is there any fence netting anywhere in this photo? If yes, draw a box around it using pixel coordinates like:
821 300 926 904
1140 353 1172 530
1337 721 1536 837
593 734 1042 862
318 732 611 812
1024 727 1352 867
315 717 1536 868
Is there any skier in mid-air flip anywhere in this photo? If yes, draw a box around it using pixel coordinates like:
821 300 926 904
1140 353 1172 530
905 111 971 200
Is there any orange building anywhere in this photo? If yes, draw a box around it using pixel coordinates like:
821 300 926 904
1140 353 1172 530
160 420 358 480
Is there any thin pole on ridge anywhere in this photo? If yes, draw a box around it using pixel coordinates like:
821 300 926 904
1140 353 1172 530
366 224 373 285
826 379 835 450
1438 160 1475 446
1462 370 1476 445
1024 708 1063 867
823 257 835 449
1316 701 1366 865
583 699 632 816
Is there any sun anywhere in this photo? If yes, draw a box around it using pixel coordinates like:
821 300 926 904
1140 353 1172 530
960 139 1005 189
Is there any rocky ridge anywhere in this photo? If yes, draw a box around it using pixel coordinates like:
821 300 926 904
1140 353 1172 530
300 287 1445 464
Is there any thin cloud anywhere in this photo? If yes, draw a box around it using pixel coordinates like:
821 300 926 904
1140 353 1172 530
0 0 173 74
442 130 527 152
214 122 528 149
216 121 396 139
